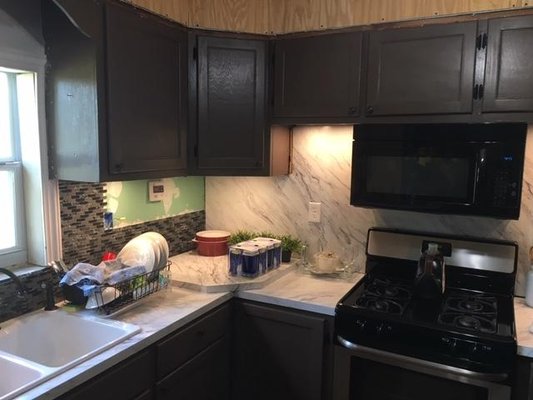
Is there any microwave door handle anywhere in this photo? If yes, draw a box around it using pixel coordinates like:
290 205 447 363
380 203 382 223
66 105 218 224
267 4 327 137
472 151 485 204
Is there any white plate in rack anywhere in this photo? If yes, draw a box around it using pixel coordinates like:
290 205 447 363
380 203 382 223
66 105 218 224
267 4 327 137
117 236 156 272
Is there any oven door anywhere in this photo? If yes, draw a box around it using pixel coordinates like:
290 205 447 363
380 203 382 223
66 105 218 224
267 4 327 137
333 338 511 400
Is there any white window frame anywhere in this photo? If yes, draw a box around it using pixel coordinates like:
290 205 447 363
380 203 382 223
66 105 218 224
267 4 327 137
0 51 61 269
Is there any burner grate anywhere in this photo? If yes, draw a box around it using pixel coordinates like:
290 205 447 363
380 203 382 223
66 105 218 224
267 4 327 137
438 294 497 334
354 276 412 315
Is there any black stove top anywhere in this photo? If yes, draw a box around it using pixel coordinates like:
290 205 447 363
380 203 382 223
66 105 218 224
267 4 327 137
341 272 514 339
335 229 518 375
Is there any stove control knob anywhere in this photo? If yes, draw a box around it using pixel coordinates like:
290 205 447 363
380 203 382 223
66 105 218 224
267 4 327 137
355 319 366 331
441 337 456 351
481 344 493 352
376 323 392 335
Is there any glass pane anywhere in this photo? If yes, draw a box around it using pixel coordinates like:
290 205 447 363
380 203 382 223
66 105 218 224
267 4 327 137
0 72 13 160
367 156 470 200
0 170 16 250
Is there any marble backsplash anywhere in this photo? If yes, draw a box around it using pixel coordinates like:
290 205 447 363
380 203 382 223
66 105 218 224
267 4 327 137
206 125 533 296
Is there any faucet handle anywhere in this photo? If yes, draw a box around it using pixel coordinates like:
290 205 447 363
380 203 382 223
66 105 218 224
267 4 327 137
41 281 58 311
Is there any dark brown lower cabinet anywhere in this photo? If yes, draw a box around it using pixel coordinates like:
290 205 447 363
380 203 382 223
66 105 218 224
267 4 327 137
57 349 156 400
232 300 334 400
513 356 533 400
156 336 230 400
155 303 231 400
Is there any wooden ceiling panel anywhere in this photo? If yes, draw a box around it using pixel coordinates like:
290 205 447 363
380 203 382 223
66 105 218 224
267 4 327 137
189 0 269 33
124 0 530 33
128 0 190 24
269 0 323 33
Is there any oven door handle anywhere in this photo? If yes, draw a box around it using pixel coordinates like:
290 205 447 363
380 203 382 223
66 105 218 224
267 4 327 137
337 335 509 383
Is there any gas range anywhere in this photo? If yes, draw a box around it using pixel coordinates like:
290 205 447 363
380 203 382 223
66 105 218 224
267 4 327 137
335 228 518 377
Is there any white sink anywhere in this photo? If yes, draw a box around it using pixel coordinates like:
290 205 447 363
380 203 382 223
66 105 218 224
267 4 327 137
0 355 45 400
0 309 141 400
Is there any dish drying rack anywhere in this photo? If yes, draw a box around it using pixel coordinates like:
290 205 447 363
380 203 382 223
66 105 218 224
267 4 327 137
93 262 171 315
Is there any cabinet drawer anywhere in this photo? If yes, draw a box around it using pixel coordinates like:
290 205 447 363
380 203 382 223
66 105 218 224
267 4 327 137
156 304 230 379
58 349 156 400
156 336 230 400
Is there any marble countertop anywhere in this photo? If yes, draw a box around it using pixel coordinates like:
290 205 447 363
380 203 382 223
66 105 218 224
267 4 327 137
21 264 358 399
515 297 533 358
237 270 364 316
170 251 296 292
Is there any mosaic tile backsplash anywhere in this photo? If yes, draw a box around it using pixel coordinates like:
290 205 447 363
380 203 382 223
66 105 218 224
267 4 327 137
0 268 60 323
0 181 205 322
59 181 205 266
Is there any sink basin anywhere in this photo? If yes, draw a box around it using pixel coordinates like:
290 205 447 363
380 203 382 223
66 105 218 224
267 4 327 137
0 310 140 368
0 355 45 400
0 309 141 399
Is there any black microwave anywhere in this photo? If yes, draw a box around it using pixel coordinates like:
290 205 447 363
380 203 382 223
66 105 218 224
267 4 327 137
351 123 527 219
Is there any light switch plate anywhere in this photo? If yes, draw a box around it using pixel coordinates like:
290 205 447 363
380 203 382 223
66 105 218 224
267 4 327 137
148 180 165 202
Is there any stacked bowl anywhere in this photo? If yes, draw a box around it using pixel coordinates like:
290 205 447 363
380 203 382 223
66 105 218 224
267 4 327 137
192 230 230 256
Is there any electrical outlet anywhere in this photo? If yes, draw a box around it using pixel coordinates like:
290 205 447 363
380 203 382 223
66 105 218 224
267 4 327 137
308 202 321 223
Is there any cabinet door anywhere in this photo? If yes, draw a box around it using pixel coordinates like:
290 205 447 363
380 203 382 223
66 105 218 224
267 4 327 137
483 16 533 113
196 36 267 173
233 301 329 400
156 303 230 379
273 32 362 120
58 349 156 400
366 22 477 116
105 1 187 178
156 336 230 400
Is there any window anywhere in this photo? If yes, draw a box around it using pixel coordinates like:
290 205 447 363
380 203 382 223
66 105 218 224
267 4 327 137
0 70 26 267
0 9 62 271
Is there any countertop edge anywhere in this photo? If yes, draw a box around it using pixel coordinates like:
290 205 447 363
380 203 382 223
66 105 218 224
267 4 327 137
235 290 337 316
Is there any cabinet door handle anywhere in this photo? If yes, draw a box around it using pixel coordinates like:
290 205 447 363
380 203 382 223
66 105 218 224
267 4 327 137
478 84 484 99
366 106 374 115
348 106 357 115
481 33 488 49
114 163 123 172
476 33 488 50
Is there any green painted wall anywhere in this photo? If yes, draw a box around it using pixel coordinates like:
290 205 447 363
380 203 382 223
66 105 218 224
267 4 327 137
106 177 205 228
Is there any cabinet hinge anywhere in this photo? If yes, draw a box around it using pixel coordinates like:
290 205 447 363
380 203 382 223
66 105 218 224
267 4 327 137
473 84 485 100
476 33 488 50
193 47 198 60
478 84 484 99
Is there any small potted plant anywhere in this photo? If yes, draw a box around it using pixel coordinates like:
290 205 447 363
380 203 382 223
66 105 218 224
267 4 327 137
278 234 303 263
228 230 256 245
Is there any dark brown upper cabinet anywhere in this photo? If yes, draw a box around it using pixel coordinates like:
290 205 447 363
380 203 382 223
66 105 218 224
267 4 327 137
483 15 533 113
43 0 187 182
189 33 289 176
365 22 478 117
273 32 363 123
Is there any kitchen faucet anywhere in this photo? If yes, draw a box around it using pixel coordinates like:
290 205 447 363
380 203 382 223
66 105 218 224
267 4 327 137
0 267 28 296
